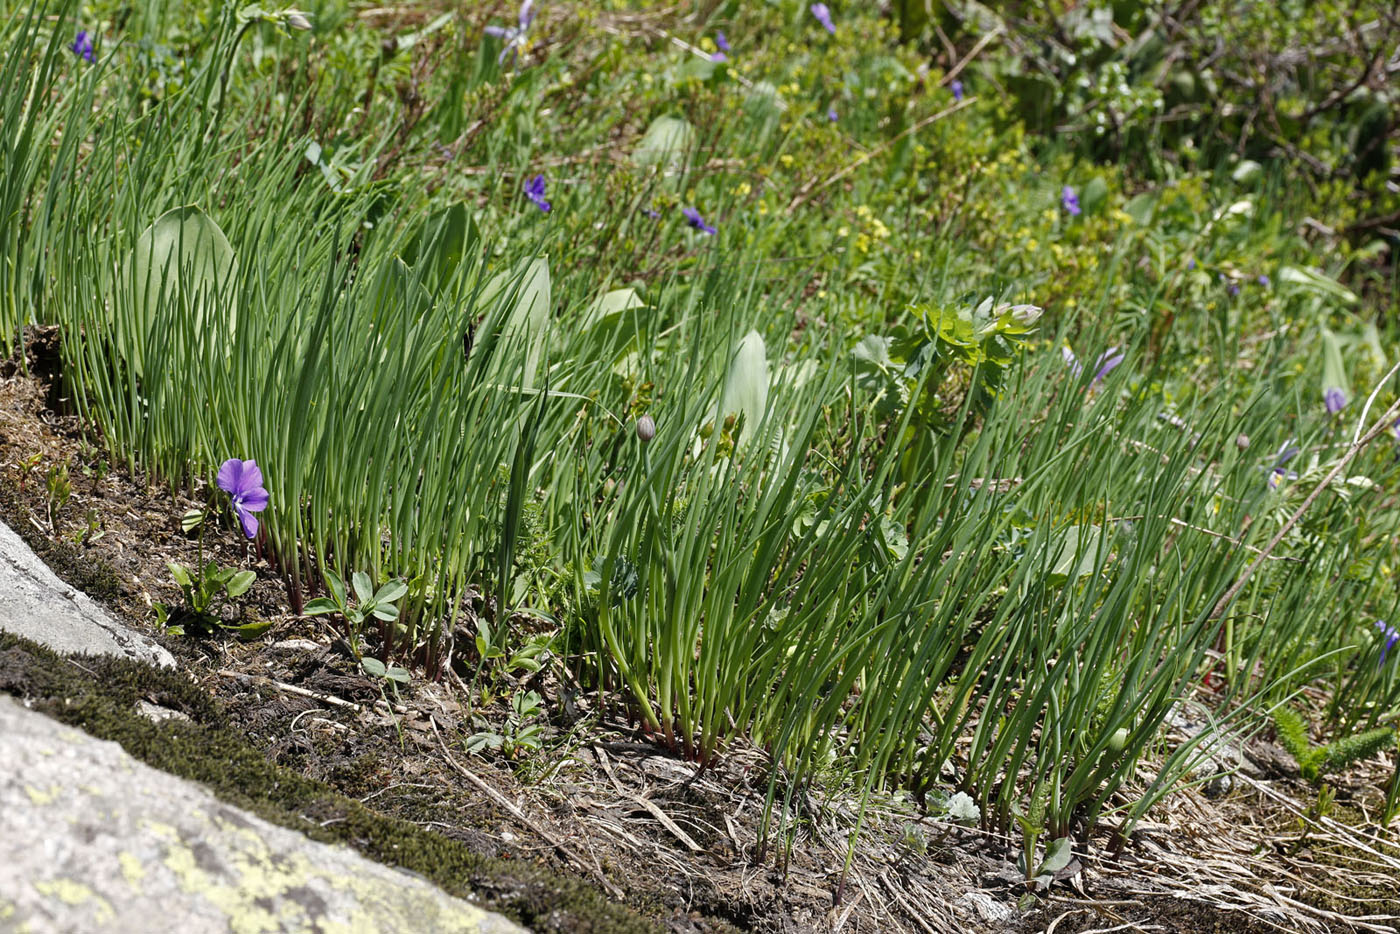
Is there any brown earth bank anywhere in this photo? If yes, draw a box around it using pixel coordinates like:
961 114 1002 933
2 340 1399 933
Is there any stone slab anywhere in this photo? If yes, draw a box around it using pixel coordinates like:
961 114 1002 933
0 695 528 934
0 521 174 668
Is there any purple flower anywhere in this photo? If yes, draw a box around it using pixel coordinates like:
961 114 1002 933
1063 345 1124 387
523 174 551 213
1091 347 1124 385
1378 622 1399 665
643 207 661 220
810 3 836 35
711 51 727 62
70 30 94 63
1266 441 1299 490
951 79 963 102
682 206 716 235
1186 258 1196 270
484 0 535 64
1257 274 1270 287
715 31 730 53
1061 185 1081 216
217 459 269 539
827 107 838 122
1324 387 1347 415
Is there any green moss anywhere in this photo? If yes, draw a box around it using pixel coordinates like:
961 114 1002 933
0 484 123 602
0 632 654 934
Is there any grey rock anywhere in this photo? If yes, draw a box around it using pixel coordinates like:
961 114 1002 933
0 696 528 934
0 521 173 668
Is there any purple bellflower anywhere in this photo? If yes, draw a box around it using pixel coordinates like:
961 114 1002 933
682 206 717 235
484 0 535 65
70 30 94 62
810 3 836 35
1266 441 1299 490
217 459 269 539
1378 621 1399 665
1324 387 1347 415
1061 185 1081 216
524 174 551 213
951 79 964 101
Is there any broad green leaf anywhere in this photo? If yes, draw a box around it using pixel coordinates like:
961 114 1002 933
225 619 274 639
1049 525 1104 580
360 657 387 678
1038 837 1074 874
124 206 236 376
1279 266 1358 305
352 571 374 605
303 597 339 615
632 115 695 170
373 579 408 605
717 330 768 442
370 603 400 622
324 574 346 607
167 562 192 589
224 569 256 598
1320 328 1348 397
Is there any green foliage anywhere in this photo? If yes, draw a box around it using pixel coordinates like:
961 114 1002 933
1273 706 1395 783
157 559 265 639
3 0 1400 870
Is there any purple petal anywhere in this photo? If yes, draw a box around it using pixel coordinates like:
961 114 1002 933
483 25 511 37
238 488 270 513
1061 346 1082 377
1324 387 1347 415
216 458 243 495
716 31 730 53
711 51 727 62
237 505 260 539
951 79 963 101
1091 347 1124 385
239 460 264 495
519 0 535 28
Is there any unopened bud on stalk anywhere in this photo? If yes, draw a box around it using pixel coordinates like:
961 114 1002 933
1235 434 1250 450
1007 303 1042 326
284 9 312 29
636 414 656 442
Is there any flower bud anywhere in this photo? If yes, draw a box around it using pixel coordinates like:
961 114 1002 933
284 9 312 29
1235 433 1250 450
636 414 656 442
1108 727 1128 753
1007 303 1042 325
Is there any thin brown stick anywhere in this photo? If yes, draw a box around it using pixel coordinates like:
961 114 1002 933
216 668 362 712
431 719 626 899
1210 359 1400 620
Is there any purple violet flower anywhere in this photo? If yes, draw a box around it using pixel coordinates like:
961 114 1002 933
1257 274 1270 287
951 79 963 102
1061 185 1081 216
484 0 535 65
70 30 94 63
523 174 551 213
827 107 838 122
1266 441 1299 490
1186 258 1196 270
711 51 727 62
217 459 269 539
682 206 717 235
1091 347 1124 385
1378 621 1399 665
1324 387 1347 415
810 3 836 35
1062 345 1124 388
715 31 730 53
